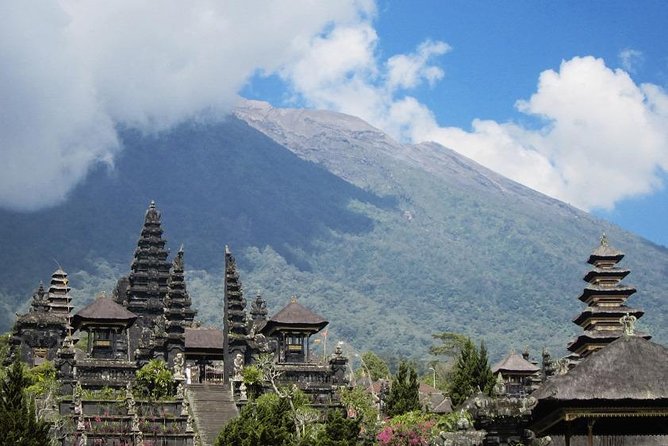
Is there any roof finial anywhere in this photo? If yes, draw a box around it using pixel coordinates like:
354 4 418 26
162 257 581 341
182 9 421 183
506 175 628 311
150 200 156 209
290 295 297 303
620 312 637 336
225 245 230 255
600 232 608 246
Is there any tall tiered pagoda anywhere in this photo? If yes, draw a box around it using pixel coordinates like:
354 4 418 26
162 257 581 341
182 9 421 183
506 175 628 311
164 246 197 366
567 234 650 358
223 246 251 382
114 201 173 362
47 268 74 319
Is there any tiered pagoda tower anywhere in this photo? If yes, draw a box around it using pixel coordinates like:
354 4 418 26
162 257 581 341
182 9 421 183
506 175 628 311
164 246 197 366
118 201 172 362
223 246 250 382
568 234 650 358
47 269 74 320
9 278 70 366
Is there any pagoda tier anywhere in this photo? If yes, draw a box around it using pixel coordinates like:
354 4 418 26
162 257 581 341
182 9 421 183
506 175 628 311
224 246 248 338
567 234 650 358
164 247 197 365
125 201 171 319
47 268 73 317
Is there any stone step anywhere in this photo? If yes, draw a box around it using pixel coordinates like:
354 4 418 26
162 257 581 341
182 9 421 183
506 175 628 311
187 384 238 446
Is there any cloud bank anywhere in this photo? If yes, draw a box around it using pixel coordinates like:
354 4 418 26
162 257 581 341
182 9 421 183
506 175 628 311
3 1 667 212
0 0 374 210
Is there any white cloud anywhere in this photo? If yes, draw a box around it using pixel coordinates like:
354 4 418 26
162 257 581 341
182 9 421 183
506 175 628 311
422 57 668 210
0 0 375 210
619 48 643 73
3 1 666 213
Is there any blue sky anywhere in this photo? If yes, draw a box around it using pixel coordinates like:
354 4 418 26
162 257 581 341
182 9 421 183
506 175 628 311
2 1 667 246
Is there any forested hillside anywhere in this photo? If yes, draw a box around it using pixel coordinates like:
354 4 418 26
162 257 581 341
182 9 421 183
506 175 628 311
1 103 666 362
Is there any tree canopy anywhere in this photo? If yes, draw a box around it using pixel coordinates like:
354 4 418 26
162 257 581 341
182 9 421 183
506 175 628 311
384 362 420 417
0 359 50 446
448 339 495 406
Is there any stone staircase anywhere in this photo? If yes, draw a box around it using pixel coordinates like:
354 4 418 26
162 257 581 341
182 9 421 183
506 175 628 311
188 383 239 446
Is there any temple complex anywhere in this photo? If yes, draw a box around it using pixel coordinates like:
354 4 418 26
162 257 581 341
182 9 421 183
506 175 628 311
5 206 667 446
567 234 650 358
6 201 349 446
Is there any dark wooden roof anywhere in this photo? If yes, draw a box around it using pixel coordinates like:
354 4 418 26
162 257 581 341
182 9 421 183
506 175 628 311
72 296 137 327
534 336 668 401
492 352 540 374
185 327 224 350
262 298 328 334
588 243 624 264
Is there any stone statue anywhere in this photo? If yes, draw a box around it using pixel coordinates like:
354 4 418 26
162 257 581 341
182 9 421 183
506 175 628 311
233 353 244 380
186 414 194 433
131 412 140 432
181 394 190 416
555 358 569 375
239 382 248 400
620 312 637 336
493 373 506 397
76 414 85 431
173 352 185 380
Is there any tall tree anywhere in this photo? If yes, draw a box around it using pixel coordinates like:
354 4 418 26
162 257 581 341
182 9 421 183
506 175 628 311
475 341 495 395
0 359 50 446
448 338 495 406
384 361 420 417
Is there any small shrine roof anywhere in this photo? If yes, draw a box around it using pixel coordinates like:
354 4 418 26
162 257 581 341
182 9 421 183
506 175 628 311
185 327 224 350
587 234 624 263
73 296 137 326
535 336 668 401
492 352 540 374
267 297 328 328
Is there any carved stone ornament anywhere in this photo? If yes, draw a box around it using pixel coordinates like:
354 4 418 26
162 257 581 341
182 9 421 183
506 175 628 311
620 312 637 336
173 352 185 380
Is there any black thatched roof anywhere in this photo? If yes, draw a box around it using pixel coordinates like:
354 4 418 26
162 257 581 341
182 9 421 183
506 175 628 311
261 298 328 335
572 306 644 325
534 336 668 401
72 296 137 328
588 242 624 264
185 327 224 350
492 352 540 374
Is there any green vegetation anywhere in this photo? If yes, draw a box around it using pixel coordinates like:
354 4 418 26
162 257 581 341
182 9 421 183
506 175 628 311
448 339 495 406
135 359 174 400
217 390 361 446
384 362 420 417
339 386 380 439
0 359 50 446
24 361 57 397
357 351 390 381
